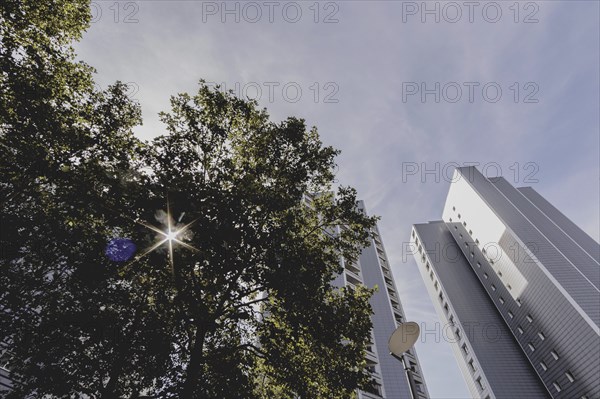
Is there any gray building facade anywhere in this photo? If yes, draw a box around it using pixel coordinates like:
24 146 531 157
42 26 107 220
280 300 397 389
334 200 429 399
412 167 599 399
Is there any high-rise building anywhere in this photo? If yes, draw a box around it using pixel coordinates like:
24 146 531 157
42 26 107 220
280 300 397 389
411 166 599 399
336 200 429 399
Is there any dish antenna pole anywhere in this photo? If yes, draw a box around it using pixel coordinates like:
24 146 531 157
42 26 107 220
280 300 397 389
388 321 421 399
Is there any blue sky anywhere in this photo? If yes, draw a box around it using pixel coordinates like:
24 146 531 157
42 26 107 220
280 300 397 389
75 1 599 397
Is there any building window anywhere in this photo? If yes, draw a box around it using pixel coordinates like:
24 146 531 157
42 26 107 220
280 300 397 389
458 213 461 219
476 377 484 391
526 314 533 323
430 271 434 281
538 332 545 341
553 382 562 393
551 350 559 360
449 218 452 222
462 343 469 355
468 359 476 372
483 273 488 279
516 298 522 307
453 206 456 211
470 252 474 258
475 239 480 245
477 262 481 268
491 284 496 291
565 371 575 383
498 270 503 277
409 361 417 372
540 361 548 371
444 303 449 313
507 284 512 291
469 230 472 235
449 315 455 325
415 382 424 393
439 292 444 302
459 233 463 239
508 311 514 319
517 326 524 334
425 262 430 271
463 221 467 227
434 281 439 291
454 225 458 230
455 328 461 340
412 231 415 238
464 242 469 248
499 297 505 304
528 342 535 352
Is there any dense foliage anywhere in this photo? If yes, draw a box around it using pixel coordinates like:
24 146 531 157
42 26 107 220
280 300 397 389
0 1 378 397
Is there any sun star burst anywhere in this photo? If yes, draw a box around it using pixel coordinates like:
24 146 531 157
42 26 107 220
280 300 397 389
125 199 199 274
165 230 179 242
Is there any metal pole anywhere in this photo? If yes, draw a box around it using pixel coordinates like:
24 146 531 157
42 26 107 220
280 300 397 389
391 352 418 399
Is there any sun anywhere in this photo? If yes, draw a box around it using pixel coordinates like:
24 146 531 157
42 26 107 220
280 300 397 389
165 229 179 242
120 199 199 276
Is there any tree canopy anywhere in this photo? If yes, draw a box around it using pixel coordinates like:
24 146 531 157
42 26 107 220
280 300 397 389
0 1 378 397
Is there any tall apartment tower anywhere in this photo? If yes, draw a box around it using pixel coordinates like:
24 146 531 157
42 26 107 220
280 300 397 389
411 167 599 399
333 200 429 399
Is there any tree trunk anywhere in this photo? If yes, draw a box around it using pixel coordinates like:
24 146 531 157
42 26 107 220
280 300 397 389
181 325 207 398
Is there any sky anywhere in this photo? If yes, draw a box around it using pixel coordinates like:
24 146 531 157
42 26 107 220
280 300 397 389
75 1 599 397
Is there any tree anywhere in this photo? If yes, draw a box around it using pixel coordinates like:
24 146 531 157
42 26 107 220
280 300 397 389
1 1 168 397
144 87 378 397
1 1 379 397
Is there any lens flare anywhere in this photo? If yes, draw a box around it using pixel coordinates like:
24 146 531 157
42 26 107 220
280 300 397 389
165 230 178 241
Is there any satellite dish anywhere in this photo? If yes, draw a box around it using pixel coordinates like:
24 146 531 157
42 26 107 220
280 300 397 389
388 322 420 356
